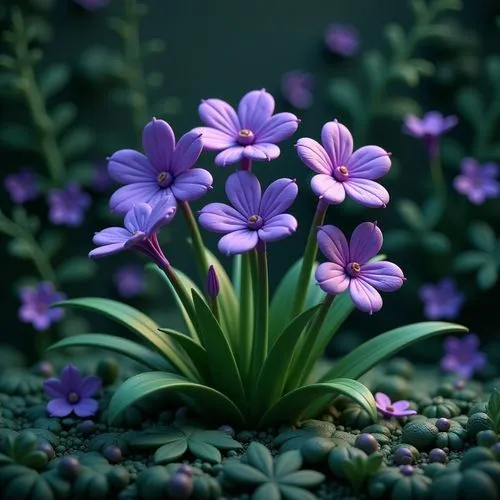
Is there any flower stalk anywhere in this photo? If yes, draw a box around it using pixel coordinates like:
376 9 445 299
429 150 446 200
239 253 254 382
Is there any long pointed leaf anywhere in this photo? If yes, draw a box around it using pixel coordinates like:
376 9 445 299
53 298 197 380
258 379 377 427
108 372 245 427
47 334 171 371
158 328 211 382
191 289 246 408
319 321 467 382
252 305 322 417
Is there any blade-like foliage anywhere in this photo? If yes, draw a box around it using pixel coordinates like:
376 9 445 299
53 298 197 379
107 371 245 427
47 334 172 371
258 379 377 427
319 322 467 382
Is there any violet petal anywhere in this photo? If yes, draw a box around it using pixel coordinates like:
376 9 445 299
199 98 240 135
349 222 383 265
142 119 175 171
258 214 297 242
259 178 298 219
170 130 203 175
225 171 261 217
237 89 275 131
218 229 259 255
108 150 157 183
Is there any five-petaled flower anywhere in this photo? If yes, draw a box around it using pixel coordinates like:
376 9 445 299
4 168 39 204
108 118 212 214
453 158 500 205
47 183 91 227
18 282 66 331
281 71 315 110
89 199 176 267
198 171 298 255
44 364 101 418
403 111 457 159
296 120 391 208
192 89 300 167
419 277 464 320
324 24 360 57
315 222 405 313
441 333 486 380
375 392 417 418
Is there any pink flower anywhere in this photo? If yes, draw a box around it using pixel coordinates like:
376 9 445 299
375 392 416 418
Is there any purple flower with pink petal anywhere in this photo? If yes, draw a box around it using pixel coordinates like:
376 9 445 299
114 265 145 298
441 333 486 379
403 112 457 159
108 119 212 214
4 168 39 204
89 199 176 266
315 222 405 313
281 71 315 110
419 277 464 320
191 89 300 167
44 364 101 418
324 24 360 57
47 183 91 227
18 282 66 331
198 171 298 255
296 120 391 208
453 158 500 205
375 392 416 418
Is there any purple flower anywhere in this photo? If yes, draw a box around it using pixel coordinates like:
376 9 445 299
89 199 176 267
44 364 101 418
403 112 457 158
419 278 464 320
113 265 145 298
74 0 109 11
205 265 220 299
47 183 91 227
324 24 360 57
4 168 39 204
296 120 391 208
441 333 486 379
453 158 500 205
192 89 300 167
108 119 212 214
375 392 417 418
198 171 298 255
281 71 315 110
315 222 405 314
18 282 66 331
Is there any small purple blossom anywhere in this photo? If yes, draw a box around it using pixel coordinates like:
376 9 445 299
281 71 315 110
47 183 91 227
375 392 417 418
108 118 212 214
113 265 145 298
192 89 300 167
453 158 500 205
4 168 39 204
324 24 360 57
296 120 391 208
89 199 176 267
74 0 109 11
205 265 220 299
315 222 405 314
441 333 486 380
18 282 66 331
419 277 464 320
44 364 101 418
198 171 298 255
403 112 457 158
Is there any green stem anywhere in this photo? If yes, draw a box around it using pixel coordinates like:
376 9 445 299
11 8 66 184
429 150 446 200
239 253 253 383
249 243 269 388
290 199 328 320
122 0 149 138
180 201 209 283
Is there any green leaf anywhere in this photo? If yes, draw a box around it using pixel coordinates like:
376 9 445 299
107 372 245 427
366 452 384 474
487 388 500 432
258 379 377 427
51 102 77 133
60 127 95 160
454 251 491 271
469 221 496 253
39 230 64 257
188 439 221 464
377 97 421 119
342 459 366 487
253 305 322 415
421 196 444 228
47 334 171 371
0 125 37 151
361 51 386 96
422 232 450 254
279 470 325 487
53 298 195 379
39 64 70 99
328 79 363 121
7 239 32 259
456 87 484 127
319 322 467 382
486 56 500 89
191 289 245 407
391 64 420 87
154 440 187 464
56 257 96 283
384 24 406 56
246 441 273 475
278 485 317 500
397 199 425 231
223 462 267 484
441 138 465 167
274 449 302 476
383 229 412 251
196 430 242 450
477 263 498 290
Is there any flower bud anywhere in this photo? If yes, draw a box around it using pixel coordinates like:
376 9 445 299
205 265 219 299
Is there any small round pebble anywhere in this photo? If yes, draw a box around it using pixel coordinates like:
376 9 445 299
33 361 54 378
36 442 55 459
218 425 235 437
393 447 414 465
477 430 498 447
103 444 123 463
355 433 379 455
58 457 81 478
177 464 192 476
165 472 193 500
435 418 451 432
428 448 447 464
400 465 415 476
